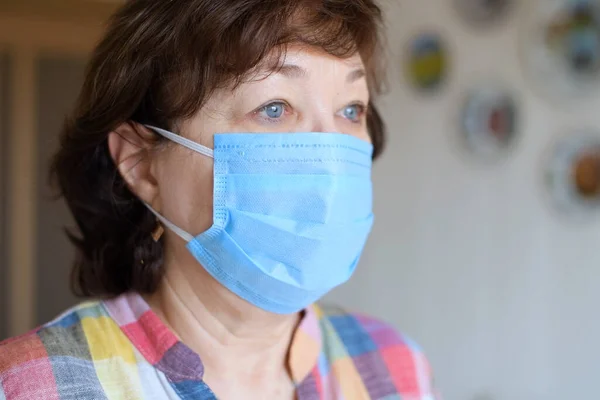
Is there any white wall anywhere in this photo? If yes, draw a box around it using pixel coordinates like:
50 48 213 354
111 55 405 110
327 1 600 399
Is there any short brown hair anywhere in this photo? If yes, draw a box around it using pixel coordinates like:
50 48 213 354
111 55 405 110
51 0 387 298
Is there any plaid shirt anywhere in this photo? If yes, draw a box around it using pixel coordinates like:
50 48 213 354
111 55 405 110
0 292 437 399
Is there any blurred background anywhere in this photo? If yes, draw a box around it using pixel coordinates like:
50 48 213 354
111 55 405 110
1 0 600 399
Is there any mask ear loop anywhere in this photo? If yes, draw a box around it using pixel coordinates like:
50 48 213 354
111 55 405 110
141 125 210 243
144 203 195 243
145 125 214 158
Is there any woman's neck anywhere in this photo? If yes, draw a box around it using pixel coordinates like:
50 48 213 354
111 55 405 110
145 251 300 394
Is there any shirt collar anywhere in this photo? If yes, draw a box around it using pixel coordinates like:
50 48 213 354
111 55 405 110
103 292 322 384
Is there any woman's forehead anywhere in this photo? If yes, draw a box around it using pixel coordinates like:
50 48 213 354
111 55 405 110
240 45 366 85
274 45 365 70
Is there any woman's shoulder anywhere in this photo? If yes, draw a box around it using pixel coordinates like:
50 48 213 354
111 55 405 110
313 303 439 399
0 300 127 399
315 303 429 357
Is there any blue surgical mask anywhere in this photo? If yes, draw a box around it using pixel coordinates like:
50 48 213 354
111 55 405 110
145 126 374 314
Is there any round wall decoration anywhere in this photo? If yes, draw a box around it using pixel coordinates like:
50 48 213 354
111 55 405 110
545 131 600 215
454 0 512 26
521 0 600 100
405 32 448 92
460 86 518 161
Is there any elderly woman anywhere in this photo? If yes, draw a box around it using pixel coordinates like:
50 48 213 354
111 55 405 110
0 1 437 399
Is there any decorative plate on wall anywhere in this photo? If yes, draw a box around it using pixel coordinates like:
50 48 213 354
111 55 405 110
454 0 512 27
545 131 600 215
405 32 448 93
521 0 600 100
460 86 518 161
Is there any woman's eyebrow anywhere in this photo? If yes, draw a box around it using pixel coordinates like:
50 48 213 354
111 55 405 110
276 64 308 79
347 68 366 83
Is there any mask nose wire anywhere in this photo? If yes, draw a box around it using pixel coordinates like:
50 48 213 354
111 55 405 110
145 125 214 158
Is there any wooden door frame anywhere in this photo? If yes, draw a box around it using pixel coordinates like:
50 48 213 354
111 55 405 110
0 45 7 339
1 2 118 337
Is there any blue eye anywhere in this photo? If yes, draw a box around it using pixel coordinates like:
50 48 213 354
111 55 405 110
343 104 364 122
261 102 285 119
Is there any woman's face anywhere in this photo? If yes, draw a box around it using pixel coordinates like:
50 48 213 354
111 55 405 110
152 45 370 242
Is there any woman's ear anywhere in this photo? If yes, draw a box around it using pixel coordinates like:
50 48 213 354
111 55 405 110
108 122 160 207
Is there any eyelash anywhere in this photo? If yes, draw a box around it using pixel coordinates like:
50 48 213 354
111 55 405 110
254 101 367 124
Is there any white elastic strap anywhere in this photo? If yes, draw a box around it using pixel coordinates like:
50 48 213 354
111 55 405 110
146 125 214 158
144 203 194 243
